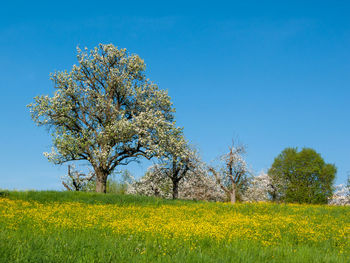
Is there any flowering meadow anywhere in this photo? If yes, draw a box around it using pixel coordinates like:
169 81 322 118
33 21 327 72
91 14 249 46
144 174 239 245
0 191 349 262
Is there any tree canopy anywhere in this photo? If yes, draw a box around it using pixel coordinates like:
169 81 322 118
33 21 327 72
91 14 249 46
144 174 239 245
268 147 336 204
28 44 183 193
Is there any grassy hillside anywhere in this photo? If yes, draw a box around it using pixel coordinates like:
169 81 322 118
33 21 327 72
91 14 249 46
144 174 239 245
0 191 349 262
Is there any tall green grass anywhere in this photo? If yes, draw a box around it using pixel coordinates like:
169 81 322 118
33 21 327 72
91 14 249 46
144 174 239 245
1 229 346 263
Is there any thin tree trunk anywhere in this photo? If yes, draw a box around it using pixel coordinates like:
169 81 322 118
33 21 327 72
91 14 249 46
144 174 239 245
230 184 236 204
95 169 108 193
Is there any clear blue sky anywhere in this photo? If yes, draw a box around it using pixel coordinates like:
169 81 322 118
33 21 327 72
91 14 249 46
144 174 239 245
1 1 349 190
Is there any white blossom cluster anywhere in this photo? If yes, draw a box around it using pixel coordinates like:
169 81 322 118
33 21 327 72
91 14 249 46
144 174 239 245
209 143 250 203
126 166 172 199
242 171 273 202
328 184 350 206
179 170 226 201
127 164 225 201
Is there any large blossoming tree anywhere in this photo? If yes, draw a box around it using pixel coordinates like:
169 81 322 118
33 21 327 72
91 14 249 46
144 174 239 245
28 44 182 193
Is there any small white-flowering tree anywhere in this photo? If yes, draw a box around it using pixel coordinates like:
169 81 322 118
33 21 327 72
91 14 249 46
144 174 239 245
127 166 172 199
61 164 95 191
242 171 273 202
127 163 226 201
179 168 226 201
155 144 200 200
328 184 350 206
28 44 182 193
134 133 200 199
209 142 250 204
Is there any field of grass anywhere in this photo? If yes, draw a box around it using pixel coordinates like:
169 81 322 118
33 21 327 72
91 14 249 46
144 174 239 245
0 191 349 262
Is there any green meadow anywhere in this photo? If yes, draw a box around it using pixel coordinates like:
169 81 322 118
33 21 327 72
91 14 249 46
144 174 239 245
0 191 349 263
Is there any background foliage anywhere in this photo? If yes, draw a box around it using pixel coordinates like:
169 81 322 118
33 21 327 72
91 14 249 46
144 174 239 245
268 148 336 204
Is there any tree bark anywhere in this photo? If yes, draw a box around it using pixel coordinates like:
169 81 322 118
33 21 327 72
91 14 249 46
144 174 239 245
270 184 277 201
230 184 236 204
95 169 108 193
172 179 179 200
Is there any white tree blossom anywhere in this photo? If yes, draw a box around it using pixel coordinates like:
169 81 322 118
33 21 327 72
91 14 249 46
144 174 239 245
126 166 172 199
179 168 226 201
328 184 350 206
127 163 225 201
209 142 250 203
154 144 199 199
242 171 273 202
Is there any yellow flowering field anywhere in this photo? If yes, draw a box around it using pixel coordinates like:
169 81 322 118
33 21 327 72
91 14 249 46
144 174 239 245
0 193 349 262
1 198 349 248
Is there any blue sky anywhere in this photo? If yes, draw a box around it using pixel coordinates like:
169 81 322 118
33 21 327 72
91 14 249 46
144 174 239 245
1 1 349 190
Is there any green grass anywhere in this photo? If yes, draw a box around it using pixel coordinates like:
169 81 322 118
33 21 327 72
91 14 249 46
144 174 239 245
1 229 345 263
4 190 178 205
0 191 349 263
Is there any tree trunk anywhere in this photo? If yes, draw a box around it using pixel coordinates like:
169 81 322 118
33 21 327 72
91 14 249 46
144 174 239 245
270 184 277 201
171 162 180 200
230 184 236 204
95 169 108 193
172 179 179 200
